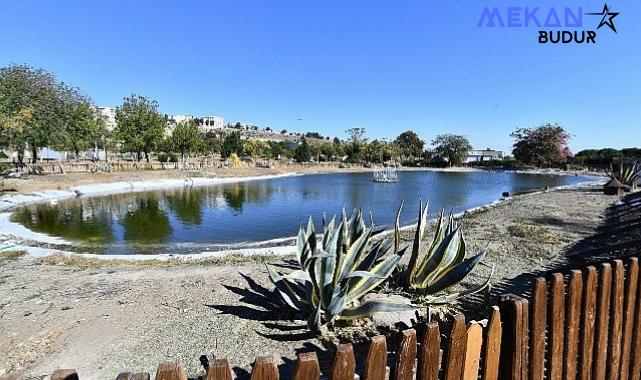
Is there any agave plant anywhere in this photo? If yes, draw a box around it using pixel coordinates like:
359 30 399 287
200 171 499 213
399 201 493 304
267 209 414 333
606 161 640 189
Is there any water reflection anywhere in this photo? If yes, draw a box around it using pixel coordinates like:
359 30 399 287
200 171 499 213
10 171 595 251
13 201 115 244
166 188 204 226
120 196 172 243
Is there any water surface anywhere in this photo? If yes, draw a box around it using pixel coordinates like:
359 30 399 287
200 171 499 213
11 171 594 254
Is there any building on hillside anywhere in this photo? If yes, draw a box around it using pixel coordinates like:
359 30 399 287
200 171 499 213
197 116 224 132
96 106 117 131
168 114 194 125
466 148 504 163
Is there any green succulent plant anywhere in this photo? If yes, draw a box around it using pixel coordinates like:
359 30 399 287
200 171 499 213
606 161 640 189
399 201 493 304
267 209 414 333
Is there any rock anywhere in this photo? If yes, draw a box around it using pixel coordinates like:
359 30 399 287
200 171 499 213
362 293 417 328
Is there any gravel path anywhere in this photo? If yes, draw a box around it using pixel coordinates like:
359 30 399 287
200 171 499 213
0 185 614 378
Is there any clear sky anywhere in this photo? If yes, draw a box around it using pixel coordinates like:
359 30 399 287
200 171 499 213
1 0 640 153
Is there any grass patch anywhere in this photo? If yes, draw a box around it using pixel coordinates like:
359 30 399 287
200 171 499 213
0 250 27 261
507 223 559 244
33 252 292 269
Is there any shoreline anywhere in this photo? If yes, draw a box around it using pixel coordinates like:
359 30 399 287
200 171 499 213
0 172 605 261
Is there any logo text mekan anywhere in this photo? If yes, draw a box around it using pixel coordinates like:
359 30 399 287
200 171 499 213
477 4 619 44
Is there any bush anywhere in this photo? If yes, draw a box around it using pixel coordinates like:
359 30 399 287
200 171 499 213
158 153 178 163
467 159 522 169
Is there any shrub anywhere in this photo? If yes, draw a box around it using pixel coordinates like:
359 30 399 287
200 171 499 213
158 153 178 163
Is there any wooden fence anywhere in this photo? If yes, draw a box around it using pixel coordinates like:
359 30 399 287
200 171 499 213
5 254 641 380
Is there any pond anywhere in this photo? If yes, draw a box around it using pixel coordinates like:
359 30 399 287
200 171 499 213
11 171 596 254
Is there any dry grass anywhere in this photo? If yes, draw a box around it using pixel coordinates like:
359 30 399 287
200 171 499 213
0 250 27 260
507 222 559 244
33 252 291 269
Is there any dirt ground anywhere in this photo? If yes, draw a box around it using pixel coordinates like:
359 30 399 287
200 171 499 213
0 185 614 379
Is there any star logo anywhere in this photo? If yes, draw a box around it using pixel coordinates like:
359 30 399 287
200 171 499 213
586 3 620 33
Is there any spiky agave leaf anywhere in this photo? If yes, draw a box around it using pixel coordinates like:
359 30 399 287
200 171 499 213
396 205 492 302
339 299 415 320
404 200 428 287
266 206 413 333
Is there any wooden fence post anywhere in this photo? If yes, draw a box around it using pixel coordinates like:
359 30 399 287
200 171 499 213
619 258 639 380
155 363 188 380
443 313 467 380
251 356 279 380
482 306 502 380
292 352 320 380
417 321 440 380
631 255 641 379
499 295 525 380
593 263 612 380
392 329 417 380
207 359 234 380
547 273 566 380
51 369 78 380
363 336 387 380
462 322 483 380
579 266 598 380
565 270 583 380
607 260 624 380
529 278 547 380
330 344 355 380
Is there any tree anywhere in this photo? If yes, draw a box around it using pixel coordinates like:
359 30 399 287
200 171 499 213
395 131 424 158
202 131 222 156
345 128 366 162
169 120 203 161
364 139 386 163
511 124 571 167
0 65 70 163
243 139 269 159
114 95 165 162
63 95 106 160
295 138 311 162
432 134 471 167
221 131 243 158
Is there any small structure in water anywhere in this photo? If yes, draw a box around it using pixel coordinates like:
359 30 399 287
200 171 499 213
373 168 399 183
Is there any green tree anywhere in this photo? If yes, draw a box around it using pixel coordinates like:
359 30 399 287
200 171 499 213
364 139 386 163
169 120 203 161
345 128 366 161
395 130 424 158
511 124 571 167
63 96 106 160
114 95 165 162
432 134 472 167
221 131 243 158
0 65 69 163
243 139 269 159
295 138 311 162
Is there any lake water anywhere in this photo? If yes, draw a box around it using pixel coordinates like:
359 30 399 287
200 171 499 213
11 171 595 254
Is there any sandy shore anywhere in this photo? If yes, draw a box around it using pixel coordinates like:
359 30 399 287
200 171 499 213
0 184 614 378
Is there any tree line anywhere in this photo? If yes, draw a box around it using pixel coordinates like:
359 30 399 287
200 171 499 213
0 65 106 163
2 64 635 169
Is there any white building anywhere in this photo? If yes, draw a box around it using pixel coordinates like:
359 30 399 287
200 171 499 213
466 148 503 163
96 106 117 131
169 114 194 125
197 115 225 132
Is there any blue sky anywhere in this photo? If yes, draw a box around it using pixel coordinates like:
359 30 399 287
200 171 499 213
1 0 640 153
